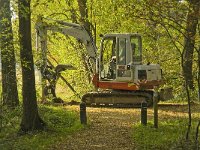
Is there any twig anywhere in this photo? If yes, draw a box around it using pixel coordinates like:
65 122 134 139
0 92 2 131
185 81 192 141
196 120 200 150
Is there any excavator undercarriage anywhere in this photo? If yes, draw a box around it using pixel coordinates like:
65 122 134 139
82 90 154 107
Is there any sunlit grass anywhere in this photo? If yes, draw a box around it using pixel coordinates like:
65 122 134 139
132 120 186 150
132 103 200 150
0 101 199 149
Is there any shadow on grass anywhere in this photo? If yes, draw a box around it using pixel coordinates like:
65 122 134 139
132 119 199 150
158 102 200 113
0 105 83 150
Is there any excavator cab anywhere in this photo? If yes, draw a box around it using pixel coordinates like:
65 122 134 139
99 34 143 82
99 33 162 88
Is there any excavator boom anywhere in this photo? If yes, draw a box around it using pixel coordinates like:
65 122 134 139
35 17 97 74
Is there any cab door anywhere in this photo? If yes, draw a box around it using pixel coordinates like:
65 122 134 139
115 34 143 82
116 36 132 81
99 36 117 80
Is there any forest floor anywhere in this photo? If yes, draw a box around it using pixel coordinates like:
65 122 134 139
50 102 200 150
50 105 140 150
1 102 199 149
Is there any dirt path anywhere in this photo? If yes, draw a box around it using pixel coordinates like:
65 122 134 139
54 106 142 150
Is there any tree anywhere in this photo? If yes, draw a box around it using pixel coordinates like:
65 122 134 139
77 0 95 82
0 0 19 107
182 0 200 140
18 0 45 131
77 0 90 34
182 0 200 90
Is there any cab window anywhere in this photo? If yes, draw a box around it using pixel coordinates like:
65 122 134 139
117 38 126 65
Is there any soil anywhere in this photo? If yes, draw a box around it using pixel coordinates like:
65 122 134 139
52 106 142 150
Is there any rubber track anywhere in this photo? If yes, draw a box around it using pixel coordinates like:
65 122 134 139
82 91 153 106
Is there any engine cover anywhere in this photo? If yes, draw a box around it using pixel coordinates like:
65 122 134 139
135 64 162 82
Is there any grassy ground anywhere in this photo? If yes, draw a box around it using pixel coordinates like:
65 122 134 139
0 102 199 149
132 102 200 150
0 105 83 150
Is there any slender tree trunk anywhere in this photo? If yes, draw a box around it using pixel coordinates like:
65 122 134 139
18 0 45 132
198 50 200 101
77 0 95 82
182 0 199 89
198 22 200 101
0 0 19 107
185 81 192 140
77 0 91 34
183 0 200 141
180 48 192 141
195 120 200 149
67 1 78 23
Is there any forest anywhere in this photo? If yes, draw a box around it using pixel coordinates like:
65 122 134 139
0 0 199 149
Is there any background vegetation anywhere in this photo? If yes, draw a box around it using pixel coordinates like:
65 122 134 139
0 0 199 149
27 0 199 101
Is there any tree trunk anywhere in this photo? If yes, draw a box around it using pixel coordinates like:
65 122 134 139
185 81 192 140
198 50 200 101
0 0 19 107
195 120 200 149
77 0 94 82
77 0 91 34
197 18 200 101
67 1 78 23
182 0 199 89
18 0 45 132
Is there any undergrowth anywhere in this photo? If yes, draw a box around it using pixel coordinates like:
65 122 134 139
132 104 200 150
0 105 82 150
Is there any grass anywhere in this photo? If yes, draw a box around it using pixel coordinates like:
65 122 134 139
0 105 83 150
132 102 200 150
133 120 187 150
0 101 199 149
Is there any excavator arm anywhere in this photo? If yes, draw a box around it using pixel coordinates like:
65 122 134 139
35 17 98 74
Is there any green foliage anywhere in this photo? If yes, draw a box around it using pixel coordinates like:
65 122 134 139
132 103 200 150
0 106 22 138
0 0 198 148
28 0 199 101
132 120 187 150
133 119 200 149
0 105 82 150
39 105 80 131
30 0 95 100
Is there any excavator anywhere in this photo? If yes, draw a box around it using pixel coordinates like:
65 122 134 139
35 17 166 106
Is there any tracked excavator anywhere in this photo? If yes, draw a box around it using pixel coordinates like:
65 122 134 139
35 17 164 106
